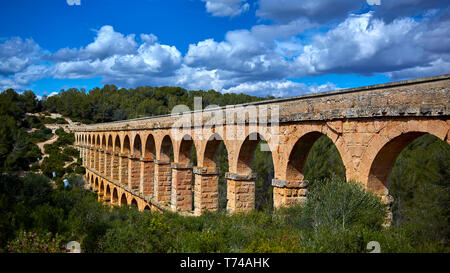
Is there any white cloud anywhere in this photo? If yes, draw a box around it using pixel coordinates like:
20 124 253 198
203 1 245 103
0 37 45 76
386 58 450 81
184 19 314 83
256 0 363 23
52 25 138 61
201 0 249 17
221 80 338 97
52 27 182 87
1 3 450 97
293 12 448 75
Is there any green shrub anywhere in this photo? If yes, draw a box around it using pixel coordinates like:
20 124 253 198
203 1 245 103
304 178 387 232
98 209 174 253
63 147 79 157
7 231 67 253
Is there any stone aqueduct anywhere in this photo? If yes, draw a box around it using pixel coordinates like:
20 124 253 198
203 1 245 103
73 75 450 215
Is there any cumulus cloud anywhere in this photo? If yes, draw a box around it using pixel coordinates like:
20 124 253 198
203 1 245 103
201 0 249 17
256 0 363 23
256 0 449 24
0 37 45 76
221 80 338 97
0 37 51 91
370 0 449 22
185 19 314 83
2 2 450 97
294 11 450 76
52 26 182 87
52 25 138 61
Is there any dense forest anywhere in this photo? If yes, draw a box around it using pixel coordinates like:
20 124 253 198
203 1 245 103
0 85 448 253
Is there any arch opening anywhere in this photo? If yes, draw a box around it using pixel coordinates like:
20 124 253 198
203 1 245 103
155 135 174 204
141 134 156 197
112 188 119 206
120 193 127 206
368 133 449 242
123 135 131 155
131 198 138 209
133 134 142 157
203 134 229 212
235 133 274 211
105 185 111 202
173 134 197 211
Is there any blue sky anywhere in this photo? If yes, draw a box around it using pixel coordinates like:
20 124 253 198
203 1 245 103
0 0 449 97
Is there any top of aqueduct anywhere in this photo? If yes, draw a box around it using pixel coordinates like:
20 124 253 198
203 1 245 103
73 74 450 132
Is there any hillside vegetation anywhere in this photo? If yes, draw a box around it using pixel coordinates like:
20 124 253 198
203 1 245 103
0 86 448 253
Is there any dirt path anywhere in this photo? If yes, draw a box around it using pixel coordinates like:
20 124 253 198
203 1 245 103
36 128 57 164
29 113 79 165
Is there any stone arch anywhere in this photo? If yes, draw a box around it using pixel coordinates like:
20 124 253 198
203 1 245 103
94 177 99 190
99 180 105 200
96 134 100 148
200 133 229 213
122 135 131 155
285 131 332 183
154 135 173 204
111 135 121 181
144 205 150 211
361 119 448 196
133 134 143 157
171 134 197 212
144 134 156 160
177 134 196 164
228 132 275 212
202 133 226 168
107 135 113 152
159 135 173 163
130 198 138 209
114 135 121 153
112 188 119 206
120 193 127 206
141 134 156 196
105 184 111 203
87 173 92 188
236 132 273 175
102 135 106 150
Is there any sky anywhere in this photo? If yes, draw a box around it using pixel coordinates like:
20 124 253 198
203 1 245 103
0 0 449 98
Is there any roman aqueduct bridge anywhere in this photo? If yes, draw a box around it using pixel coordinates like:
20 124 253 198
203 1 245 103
73 74 450 215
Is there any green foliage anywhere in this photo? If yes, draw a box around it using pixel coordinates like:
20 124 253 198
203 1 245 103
304 135 346 182
63 147 79 158
1 86 448 253
28 126 53 143
0 89 44 172
40 116 68 124
7 231 66 253
305 178 387 231
99 209 175 253
389 134 450 245
216 142 229 211
253 141 274 211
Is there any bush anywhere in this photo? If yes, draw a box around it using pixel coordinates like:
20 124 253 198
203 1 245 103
21 173 53 208
98 209 175 253
29 127 52 143
63 147 79 157
303 178 387 232
7 231 67 253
